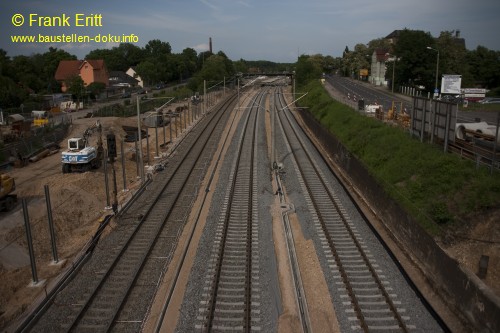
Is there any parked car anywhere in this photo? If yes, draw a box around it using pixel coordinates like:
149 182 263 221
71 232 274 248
478 97 500 104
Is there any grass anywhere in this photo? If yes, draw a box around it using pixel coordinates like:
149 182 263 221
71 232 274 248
297 80 500 235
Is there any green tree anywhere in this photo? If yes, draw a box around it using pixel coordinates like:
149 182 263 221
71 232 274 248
0 49 9 76
0 75 27 107
66 75 85 103
295 55 322 85
322 55 337 74
467 46 500 89
144 39 171 58
86 48 116 68
87 82 106 99
431 31 475 88
342 44 370 78
188 54 233 92
115 43 144 68
135 60 160 87
42 47 76 92
180 47 198 78
0 48 70 106
393 29 436 93
10 55 43 93
216 51 235 77
199 54 230 81
233 58 248 73
197 51 214 71
86 43 143 72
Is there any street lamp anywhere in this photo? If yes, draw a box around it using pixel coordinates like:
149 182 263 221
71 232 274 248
427 46 440 98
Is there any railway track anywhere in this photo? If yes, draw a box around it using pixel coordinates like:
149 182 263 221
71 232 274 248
275 89 414 332
195 90 265 331
448 138 500 169
22 93 238 332
16 85 448 333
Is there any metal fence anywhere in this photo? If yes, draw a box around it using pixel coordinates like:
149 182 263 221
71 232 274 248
0 115 71 167
410 97 457 152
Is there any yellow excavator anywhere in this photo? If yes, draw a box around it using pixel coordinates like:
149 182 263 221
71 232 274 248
0 172 17 211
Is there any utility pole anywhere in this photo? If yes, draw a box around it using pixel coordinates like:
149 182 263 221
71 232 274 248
427 46 440 98
107 133 118 214
136 96 144 183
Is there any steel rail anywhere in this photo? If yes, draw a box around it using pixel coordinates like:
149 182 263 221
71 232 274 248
202 90 264 332
271 88 312 333
150 87 255 333
276 90 410 332
65 94 238 332
22 94 237 333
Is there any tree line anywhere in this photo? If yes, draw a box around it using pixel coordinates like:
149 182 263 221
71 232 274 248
0 41 293 110
3 29 498 110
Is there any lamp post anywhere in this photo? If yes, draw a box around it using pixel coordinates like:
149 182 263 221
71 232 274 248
427 46 440 98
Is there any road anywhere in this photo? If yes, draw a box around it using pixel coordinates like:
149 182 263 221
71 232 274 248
325 75 413 113
326 75 500 125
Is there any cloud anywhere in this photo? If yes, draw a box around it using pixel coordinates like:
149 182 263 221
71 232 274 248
107 12 205 34
193 43 209 52
199 0 219 11
237 1 251 8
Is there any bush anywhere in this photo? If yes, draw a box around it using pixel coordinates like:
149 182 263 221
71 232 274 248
486 87 500 97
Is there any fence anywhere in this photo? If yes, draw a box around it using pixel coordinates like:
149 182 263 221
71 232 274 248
0 115 71 167
411 97 457 152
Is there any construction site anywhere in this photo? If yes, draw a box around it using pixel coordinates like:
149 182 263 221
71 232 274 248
0 99 195 328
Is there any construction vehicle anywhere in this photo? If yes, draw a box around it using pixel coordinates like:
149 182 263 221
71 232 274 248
0 172 17 211
61 120 104 173
386 101 403 121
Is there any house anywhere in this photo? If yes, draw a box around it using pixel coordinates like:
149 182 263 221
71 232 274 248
55 59 109 92
385 30 403 45
126 67 144 88
54 60 80 92
369 49 390 86
109 71 139 88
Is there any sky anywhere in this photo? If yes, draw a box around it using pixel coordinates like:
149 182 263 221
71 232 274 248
1 0 499 63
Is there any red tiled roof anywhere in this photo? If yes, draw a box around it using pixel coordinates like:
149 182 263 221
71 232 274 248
54 60 81 81
80 59 105 70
